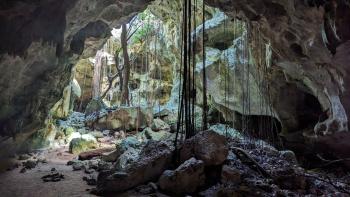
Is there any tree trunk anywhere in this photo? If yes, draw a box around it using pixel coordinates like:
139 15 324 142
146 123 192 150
121 23 130 105
92 50 104 99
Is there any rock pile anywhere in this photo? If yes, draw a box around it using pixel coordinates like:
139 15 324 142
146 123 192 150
82 128 350 196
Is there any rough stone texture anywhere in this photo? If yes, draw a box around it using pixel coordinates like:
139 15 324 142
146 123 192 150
97 141 173 193
69 137 97 155
0 0 152 140
159 157 205 194
203 0 350 135
180 130 229 166
87 106 153 131
221 165 241 184
151 118 170 132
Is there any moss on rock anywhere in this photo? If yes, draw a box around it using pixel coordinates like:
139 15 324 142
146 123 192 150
69 138 98 155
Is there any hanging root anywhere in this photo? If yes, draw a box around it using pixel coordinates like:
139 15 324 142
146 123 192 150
231 147 272 178
317 154 350 167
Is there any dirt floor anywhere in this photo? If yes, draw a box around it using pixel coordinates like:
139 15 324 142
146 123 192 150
0 147 95 197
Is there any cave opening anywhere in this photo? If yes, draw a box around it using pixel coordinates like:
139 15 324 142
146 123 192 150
1 0 350 196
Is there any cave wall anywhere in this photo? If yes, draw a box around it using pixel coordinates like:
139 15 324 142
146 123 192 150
204 0 350 135
0 0 152 138
1 0 350 145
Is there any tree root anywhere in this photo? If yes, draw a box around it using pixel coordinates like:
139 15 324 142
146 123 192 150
231 147 272 178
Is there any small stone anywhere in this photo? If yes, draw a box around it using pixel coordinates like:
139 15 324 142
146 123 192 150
102 130 110 136
18 154 31 161
85 168 95 174
83 175 97 185
20 168 26 173
23 160 37 169
72 162 85 171
135 184 156 195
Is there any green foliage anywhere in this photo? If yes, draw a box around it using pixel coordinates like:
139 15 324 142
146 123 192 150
129 9 158 44
131 23 154 44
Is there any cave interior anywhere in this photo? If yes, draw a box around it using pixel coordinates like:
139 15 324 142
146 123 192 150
1 0 350 196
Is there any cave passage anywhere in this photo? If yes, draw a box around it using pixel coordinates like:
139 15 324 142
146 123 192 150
1 0 350 196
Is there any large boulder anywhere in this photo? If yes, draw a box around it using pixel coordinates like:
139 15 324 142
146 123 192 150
180 130 229 166
88 106 153 131
69 136 98 155
97 141 173 193
159 157 205 194
151 118 170 132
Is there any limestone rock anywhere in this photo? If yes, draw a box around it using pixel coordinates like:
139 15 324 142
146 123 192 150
88 106 153 131
97 141 173 193
101 149 121 162
139 127 173 141
159 157 205 194
151 118 170 131
180 130 229 166
69 137 98 155
78 147 114 161
221 165 241 184
114 147 141 171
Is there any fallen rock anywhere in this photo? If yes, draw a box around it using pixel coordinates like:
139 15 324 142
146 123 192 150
83 174 98 185
97 141 173 193
140 127 172 141
69 137 97 155
159 157 205 194
100 136 142 163
78 147 115 160
180 130 229 166
88 106 153 131
101 149 122 162
135 183 157 195
114 147 141 171
151 118 170 131
72 162 85 171
42 168 64 182
22 160 37 169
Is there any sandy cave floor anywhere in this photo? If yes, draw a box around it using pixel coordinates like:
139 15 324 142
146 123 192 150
0 147 95 197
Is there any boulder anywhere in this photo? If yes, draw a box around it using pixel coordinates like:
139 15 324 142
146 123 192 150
101 149 121 162
78 147 115 161
180 130 229 166
151 118 170 131
97 141 173 193
69 137 98 155
139 127 172 141
101 136 141 162
90 106 153 131
159 157 205 194
114 147 141 171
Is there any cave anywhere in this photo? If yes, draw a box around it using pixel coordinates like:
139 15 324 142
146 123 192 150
1 0 350 196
